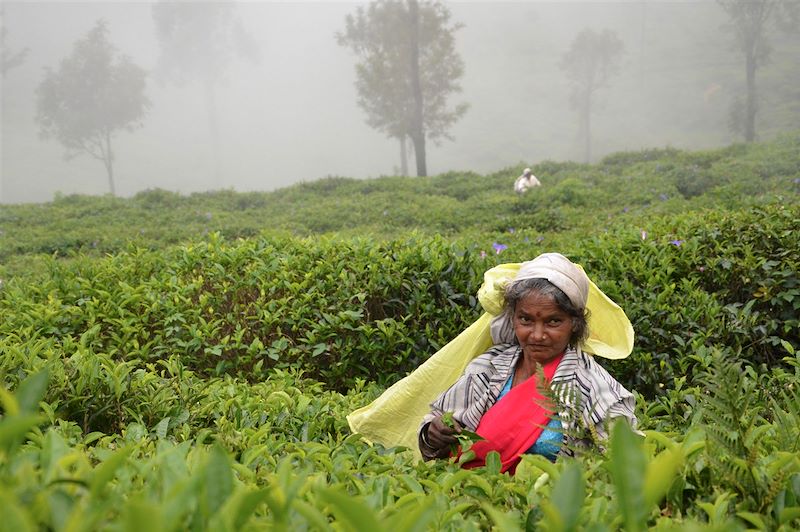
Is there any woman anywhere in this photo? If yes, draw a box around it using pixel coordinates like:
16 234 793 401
418 253 637 471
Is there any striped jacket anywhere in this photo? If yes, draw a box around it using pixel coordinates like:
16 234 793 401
419 343 638 458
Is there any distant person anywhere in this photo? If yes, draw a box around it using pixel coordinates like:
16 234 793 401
514 168 541 194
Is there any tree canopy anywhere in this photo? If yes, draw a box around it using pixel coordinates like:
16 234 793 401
560 28 624 163
152 1 258 87
35 20 149 196
1 8 29 77
338 0 468 177
152 1 259 185
718 0 800 142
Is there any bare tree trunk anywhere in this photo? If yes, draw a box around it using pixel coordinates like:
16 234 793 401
399 136 409 176
723 0 773 142
407 0 427 177
104 130 115 196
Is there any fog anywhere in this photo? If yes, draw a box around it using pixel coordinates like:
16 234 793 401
2 1 798 204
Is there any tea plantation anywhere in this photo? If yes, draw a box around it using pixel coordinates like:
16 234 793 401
1 132 799 530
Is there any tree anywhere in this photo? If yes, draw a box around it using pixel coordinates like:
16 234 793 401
718 0 799 142
337 0 468 177
560 29 624 164
35 20 149 196
152 1 259 185
1 8 29 76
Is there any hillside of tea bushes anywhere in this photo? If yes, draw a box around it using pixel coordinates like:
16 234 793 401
2 130 799 277
1 132 799 530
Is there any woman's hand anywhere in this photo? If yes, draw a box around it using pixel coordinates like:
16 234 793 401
423 414 463 458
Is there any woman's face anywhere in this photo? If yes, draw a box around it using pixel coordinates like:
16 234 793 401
513 290 573 364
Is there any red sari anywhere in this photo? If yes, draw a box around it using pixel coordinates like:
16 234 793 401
461 352 563 474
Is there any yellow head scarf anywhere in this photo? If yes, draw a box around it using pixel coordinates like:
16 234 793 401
481 255 633 359
346 256 634 458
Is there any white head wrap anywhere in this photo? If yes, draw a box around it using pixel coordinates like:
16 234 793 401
515 252 588 309
489 253 587 343
484 253 634 359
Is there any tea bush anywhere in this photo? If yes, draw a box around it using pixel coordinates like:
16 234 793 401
3 202 797 398
2 131 798 275
3 346 800 529
0 234 484 391
574 203 799 395
2 132 800 530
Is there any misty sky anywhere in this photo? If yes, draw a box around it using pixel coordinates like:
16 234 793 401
2 1 798 204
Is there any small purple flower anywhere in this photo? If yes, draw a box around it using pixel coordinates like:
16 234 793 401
669 239 684 247
480 250 487 258
508 227 516 234
659 193 669 201
536 236 545 243
640 230 647 240
524 236 530 243
793 177 800 184
492 242 508 254
623 207 629 213
697 266 706 272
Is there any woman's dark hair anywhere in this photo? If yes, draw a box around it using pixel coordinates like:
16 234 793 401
503 277 590 346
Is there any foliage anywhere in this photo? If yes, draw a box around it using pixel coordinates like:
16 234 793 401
151 0 259 183
718 0 800 142
3 348 799 529
0 7 29 77
2 131 798 272
152 1 258 87
559 28 625 163
1 132 799 529
3 201 797 397
696 350 800 518
576 202 799 395
337 0 468 176
0 233 483 392
34 20 149 196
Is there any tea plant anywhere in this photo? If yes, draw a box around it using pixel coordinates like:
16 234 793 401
2 132 799 529
2 131 798 277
